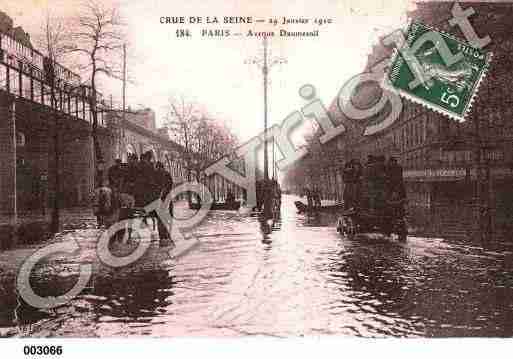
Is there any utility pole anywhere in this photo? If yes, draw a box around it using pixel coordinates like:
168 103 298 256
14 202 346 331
272 139 276 179
245 36 286 218
263 36 269 184
11 99 18 245
122 43 127 161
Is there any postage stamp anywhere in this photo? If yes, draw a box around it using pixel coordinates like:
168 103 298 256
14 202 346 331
384 21 492 122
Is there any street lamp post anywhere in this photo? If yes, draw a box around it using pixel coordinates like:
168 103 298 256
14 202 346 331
245 36 286 219
262 37 272 219
263 36 269 184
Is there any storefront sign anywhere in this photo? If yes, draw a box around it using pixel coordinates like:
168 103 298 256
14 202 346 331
405 167 513 180
405 168 467 179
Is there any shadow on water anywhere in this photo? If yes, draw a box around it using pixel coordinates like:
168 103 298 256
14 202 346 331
258 216 282 246
331 237 424 336
1 266 176 337
297 211 339 228
88 268 175 320
4 195 513 337
333 232 513 337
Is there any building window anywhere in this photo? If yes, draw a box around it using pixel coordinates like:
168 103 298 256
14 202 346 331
16 131 25 147
22 73 31 99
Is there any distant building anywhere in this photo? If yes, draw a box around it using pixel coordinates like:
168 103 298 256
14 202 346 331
106 108 188 184
0 11 32 47
125 107 157 132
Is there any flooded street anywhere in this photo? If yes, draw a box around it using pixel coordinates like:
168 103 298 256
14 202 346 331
2 195 513 337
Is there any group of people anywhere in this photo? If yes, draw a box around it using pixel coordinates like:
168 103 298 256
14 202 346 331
93 151 174 245
304 187 322 209
255 179 282 216
343 155 405 218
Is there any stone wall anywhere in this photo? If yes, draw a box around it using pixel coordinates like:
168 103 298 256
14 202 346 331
0 91 116 213
0 92 16 215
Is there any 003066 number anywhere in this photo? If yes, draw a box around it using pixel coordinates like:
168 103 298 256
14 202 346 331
23 345 63 356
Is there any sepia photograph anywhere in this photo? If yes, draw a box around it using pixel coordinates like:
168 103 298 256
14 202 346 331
0 0 513 356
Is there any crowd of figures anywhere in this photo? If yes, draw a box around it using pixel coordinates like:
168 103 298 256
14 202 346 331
255 179 282 217
92 151 174 246
303 188 322 209
342 155 406 218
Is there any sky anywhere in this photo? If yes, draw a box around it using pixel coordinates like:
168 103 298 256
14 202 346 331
2 0 413 142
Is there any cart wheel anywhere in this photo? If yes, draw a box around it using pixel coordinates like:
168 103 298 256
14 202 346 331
343 216 357 240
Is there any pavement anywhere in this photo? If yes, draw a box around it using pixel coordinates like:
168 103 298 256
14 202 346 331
0 202 196 277
0 207 99 250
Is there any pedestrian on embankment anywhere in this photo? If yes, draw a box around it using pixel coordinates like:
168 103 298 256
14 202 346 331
155 161 174 246
92 178 118 229
343 160 357 210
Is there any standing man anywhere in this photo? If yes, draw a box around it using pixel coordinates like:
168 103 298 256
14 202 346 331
108 159 124 192
385 157 406 224
306 186 313 209
93 178 113 228
374 155 387 215
364 155 377 213
385 156 404 189
155 161 174 246
343 161 356 210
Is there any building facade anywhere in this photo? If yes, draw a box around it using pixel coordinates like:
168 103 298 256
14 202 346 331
0 10 191 216
302 1 513 241
0 9 112 214
106 108 189 185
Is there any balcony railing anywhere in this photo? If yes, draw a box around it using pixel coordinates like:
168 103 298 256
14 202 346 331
0 31 108 127
0 31 44 70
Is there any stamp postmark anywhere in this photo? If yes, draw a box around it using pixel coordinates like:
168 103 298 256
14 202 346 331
384 21 492 122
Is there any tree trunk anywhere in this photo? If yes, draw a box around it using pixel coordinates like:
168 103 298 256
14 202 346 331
91 76 104 187
50 85 60 234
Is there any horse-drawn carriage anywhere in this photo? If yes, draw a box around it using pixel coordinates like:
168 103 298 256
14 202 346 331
336 205 407 241
336 156 407 241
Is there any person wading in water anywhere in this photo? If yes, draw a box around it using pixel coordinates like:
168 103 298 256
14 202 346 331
155 161 174 247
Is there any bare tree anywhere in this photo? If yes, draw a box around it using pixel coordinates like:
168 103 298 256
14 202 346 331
164 96 204 182
65 0 125 184
34 11 69 233
192 117 239 181
164 96 239 202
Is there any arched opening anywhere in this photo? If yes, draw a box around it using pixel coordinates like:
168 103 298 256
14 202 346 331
126 143 137 161
163 151 172 171
142 144 158 162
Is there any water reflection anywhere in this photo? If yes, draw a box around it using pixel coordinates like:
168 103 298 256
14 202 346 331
91 268 174 320
298 211 338 228
2 196 513 337
331 240 422 336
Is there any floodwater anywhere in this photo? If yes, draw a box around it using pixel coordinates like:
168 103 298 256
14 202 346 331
1 195 513 337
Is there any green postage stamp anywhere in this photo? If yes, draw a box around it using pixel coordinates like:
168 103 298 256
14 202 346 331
384 21 492 122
